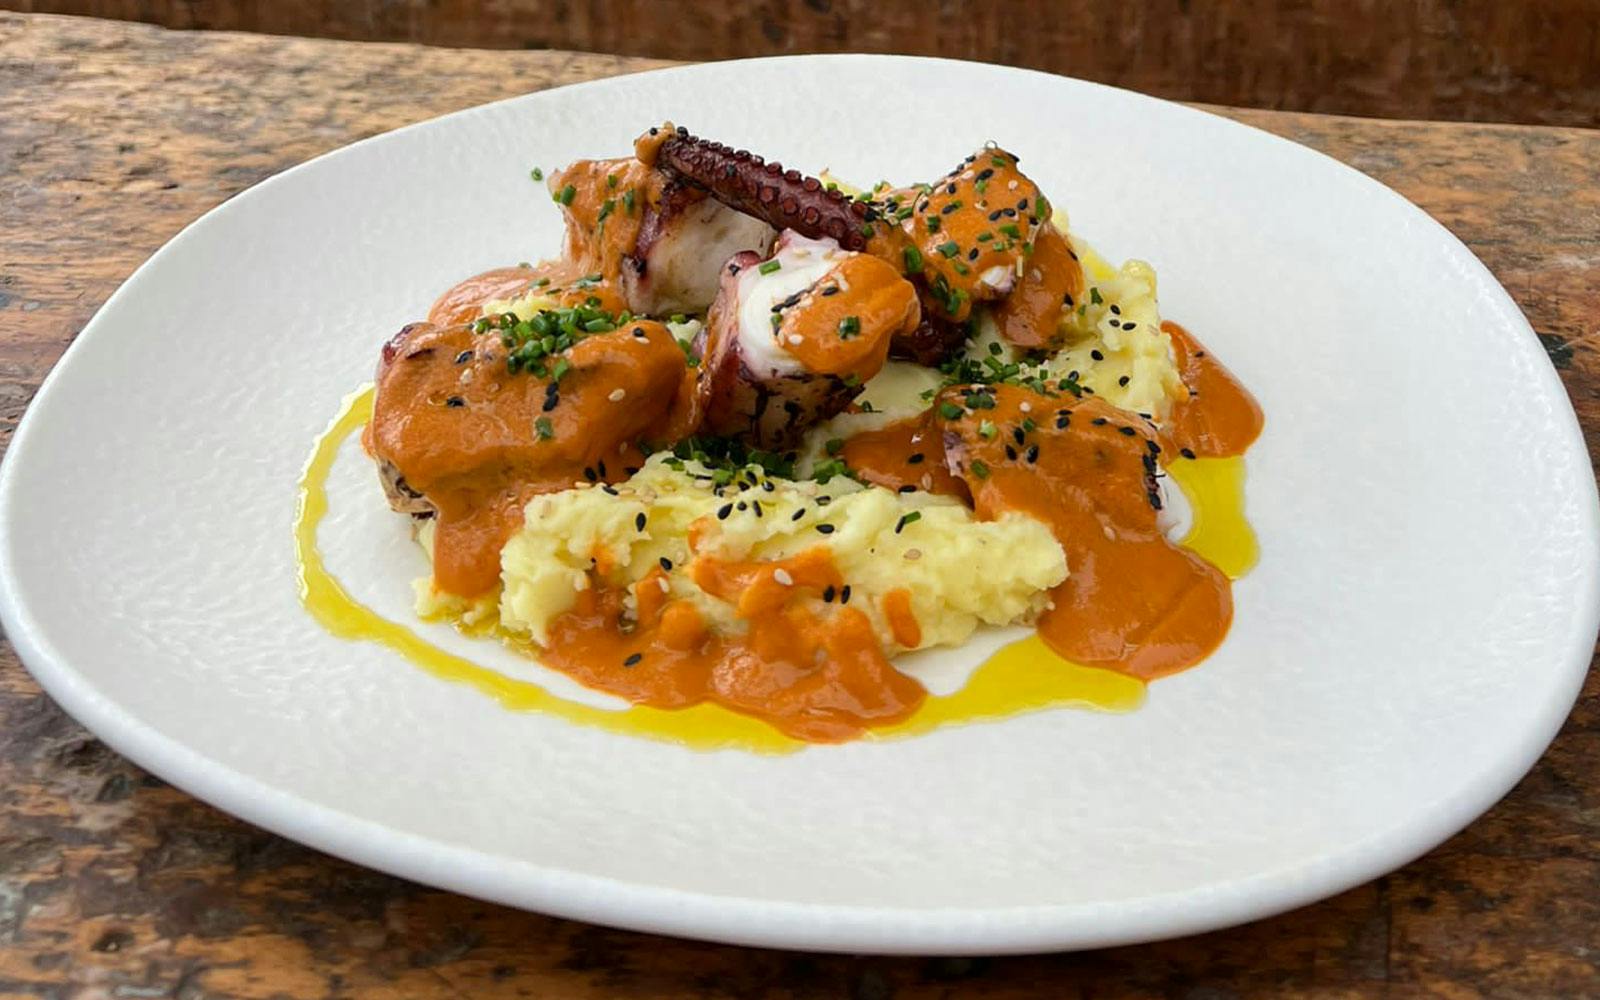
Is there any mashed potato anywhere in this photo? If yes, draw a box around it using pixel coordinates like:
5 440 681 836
489 456 1065 653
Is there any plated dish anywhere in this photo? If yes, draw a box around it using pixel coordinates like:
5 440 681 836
300 124 1263 745
3 56 1593 953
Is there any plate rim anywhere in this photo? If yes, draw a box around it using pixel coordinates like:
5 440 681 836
2 52 1596 955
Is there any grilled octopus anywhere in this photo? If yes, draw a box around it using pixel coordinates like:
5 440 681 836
696 232 920 448
640 126 1085 361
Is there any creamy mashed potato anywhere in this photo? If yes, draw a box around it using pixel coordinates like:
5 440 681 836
491 456 1065 653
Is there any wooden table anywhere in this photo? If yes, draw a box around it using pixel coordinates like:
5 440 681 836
2 12 1597 998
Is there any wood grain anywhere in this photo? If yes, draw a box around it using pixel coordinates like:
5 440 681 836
9 0 1600 129
2 12 1598 998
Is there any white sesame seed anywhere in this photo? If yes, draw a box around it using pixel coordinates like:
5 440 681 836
658 577 670 593
904 548 922 560
608 388 626 402
773 568 794 586
573 575 589 591
1007 180 1019 191
1019 401 1032 413
787 334 804 345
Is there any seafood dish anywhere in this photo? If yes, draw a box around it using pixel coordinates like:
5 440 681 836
300 124 1264 745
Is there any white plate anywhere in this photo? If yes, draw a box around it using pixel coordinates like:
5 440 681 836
2 56 1596 955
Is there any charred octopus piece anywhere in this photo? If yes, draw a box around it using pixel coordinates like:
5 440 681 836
621 178 777 317
653 130 875 250
695 234 920 449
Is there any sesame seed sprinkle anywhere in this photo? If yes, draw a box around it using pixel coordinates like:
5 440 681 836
773 568 794 586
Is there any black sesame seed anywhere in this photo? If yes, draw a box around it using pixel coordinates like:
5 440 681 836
816 523 835 534
821 285 840 297
583 466 597 482
908 453 925 465
753 500 763 517
898 484 917 494
823 585 837 602
1011 426 1026 445
1118 375 1131 386
988 210 1003 221
597 461 607 478
602 485 619 496
1148 489 1164 510
659 557 673 571
1180 447 1197 460
1109 304 1121 315
632 326 647 338
623 653 643 667
454 350 473 365
1026 444 1040 463
444 396 465 408
542 393 559 412
791 508 806 521
625 466 640 475
1118 426 1137 436
1004 445 1018 461
840 585 852 604
635 512 647 531
717 504 732 520
1091 349 1104 361
1092 417 1108 426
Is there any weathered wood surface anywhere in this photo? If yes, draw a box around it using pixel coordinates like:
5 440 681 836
1 12 1597 999
10 0 1600 129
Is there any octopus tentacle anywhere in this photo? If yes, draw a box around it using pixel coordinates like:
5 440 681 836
655 130 874 250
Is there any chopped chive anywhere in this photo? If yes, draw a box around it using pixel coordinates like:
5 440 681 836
969 460 990 479
937 241 960 258
758 259 782 275
938 402 963 419
535 417 554 440
837 315 861 339
529 166 544 181
903 246 923 273
555 184 577 206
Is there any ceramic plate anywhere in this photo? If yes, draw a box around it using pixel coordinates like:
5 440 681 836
2 56 1596 954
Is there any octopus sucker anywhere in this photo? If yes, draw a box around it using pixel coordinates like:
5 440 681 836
653 130 872 251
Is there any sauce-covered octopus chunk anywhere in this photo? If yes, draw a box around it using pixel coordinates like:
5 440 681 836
695 232 921 448
426 142 776 330
367 313 695 597
651 128 1080 356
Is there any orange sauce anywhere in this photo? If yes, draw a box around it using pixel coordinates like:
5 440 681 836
778 254 920 381
882 588 923 649
847 385 1235 681
992 223 1084 349
870 148 1046 322
538 548 925 743
838 416 968 500
427 266 540 327
549 156 663 286
368 321 688 595
1162 321 1264 458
